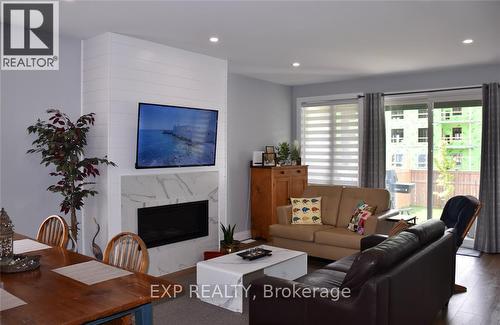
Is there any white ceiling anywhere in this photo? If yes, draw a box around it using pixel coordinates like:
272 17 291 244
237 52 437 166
59 1 500 86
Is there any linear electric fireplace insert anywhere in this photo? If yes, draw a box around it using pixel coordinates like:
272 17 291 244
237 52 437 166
138 200 209 248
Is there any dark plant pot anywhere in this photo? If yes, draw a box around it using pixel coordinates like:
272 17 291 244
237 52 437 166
220 240 240 254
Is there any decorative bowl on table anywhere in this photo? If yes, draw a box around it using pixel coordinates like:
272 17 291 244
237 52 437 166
0 254 41 273
237 248 272 261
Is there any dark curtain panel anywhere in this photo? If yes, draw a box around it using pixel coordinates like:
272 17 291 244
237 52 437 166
360 93 386 188
475 83 500 253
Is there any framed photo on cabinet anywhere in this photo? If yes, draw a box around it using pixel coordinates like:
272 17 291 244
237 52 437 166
265 146 275 154
262 153 277 166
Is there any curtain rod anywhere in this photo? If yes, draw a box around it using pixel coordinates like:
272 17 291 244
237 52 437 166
357 85 482 98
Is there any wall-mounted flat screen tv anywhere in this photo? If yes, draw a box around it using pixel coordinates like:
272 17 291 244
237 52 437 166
136 103 218 168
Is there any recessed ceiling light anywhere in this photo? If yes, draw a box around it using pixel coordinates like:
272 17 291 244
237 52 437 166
209 36 219 43
292 62 301 67
462 39 474 44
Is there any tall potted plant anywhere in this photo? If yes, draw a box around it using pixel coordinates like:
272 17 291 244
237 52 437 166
27 109 116 251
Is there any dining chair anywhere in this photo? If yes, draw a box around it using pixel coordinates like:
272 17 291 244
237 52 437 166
36 215 69 248
103 232 149 273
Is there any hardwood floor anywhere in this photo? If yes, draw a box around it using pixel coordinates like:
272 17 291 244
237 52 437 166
434 253 500 325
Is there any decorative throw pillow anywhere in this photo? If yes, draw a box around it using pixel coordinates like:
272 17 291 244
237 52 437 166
291 197 322 224
347 201 377 235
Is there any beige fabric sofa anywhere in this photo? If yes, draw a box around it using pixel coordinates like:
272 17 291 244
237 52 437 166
269 185 398 260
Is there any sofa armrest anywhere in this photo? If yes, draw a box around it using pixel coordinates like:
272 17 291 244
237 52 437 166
363 209 400 235
360 234 388 251
277 205 292 225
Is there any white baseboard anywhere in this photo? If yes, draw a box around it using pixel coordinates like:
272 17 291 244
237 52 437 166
234 230 252 241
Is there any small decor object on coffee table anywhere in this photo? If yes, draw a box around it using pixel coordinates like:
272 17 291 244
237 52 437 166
237 248 272 260
265 146 275 154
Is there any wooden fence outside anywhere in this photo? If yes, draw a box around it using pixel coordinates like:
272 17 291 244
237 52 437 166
394 170 480 208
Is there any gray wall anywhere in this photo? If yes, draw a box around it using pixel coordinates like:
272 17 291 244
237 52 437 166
0 40 294 242
292 63 500 138
227 73 292 237
0 36 82 238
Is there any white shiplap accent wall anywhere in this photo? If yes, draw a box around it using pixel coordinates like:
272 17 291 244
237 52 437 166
82 33 111 254
81 33 228 269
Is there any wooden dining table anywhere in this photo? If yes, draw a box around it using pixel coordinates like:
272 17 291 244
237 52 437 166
0 234 180 325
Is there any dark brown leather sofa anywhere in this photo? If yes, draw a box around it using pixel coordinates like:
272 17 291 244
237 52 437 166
249 220 455 325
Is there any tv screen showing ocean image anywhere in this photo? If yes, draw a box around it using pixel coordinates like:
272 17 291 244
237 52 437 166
136 103 218 168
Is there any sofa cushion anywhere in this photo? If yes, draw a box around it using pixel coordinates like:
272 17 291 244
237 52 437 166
341 232 420 291
314 227 364 250
296 269 346 289
404 219 445 246
303 185 343 226
269 224 334 242
325 253 359 273
337 187 390 228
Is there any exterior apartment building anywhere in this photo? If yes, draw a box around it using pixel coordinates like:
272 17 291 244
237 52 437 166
385 105 481 173
433 106 482 171
384 103 482 213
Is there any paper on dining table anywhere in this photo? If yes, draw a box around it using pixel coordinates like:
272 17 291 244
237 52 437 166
13 239 51 254
0 288 27 311
52 260 133 285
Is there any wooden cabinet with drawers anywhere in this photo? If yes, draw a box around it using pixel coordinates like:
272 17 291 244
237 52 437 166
250 165 308 239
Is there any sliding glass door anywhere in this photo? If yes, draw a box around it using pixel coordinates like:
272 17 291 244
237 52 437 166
385 94 482 232
431 100 482 245
385 102 429 221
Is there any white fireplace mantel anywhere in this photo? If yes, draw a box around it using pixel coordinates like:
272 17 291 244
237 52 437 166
81 33 227 275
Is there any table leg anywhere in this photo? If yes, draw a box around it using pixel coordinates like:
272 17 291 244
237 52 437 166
134 303 153 325
85 303 153 325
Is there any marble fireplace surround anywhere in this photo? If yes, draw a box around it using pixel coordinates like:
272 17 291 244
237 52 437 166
121 172 219 276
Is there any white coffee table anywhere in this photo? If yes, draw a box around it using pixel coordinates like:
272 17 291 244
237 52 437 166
196 245 307 313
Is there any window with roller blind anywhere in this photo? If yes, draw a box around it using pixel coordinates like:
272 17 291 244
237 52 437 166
300 101 360 186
